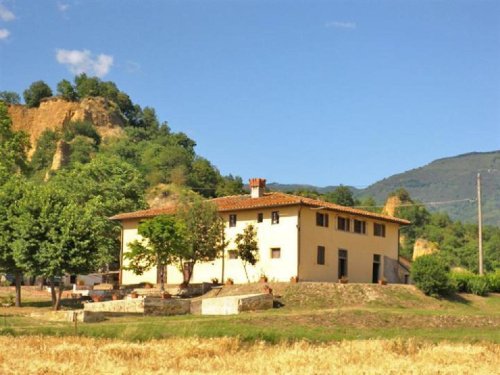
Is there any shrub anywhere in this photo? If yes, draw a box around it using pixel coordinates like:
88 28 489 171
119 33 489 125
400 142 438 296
468 276 490 296
411 254 452 297
486 271 500 293
449 271 473 293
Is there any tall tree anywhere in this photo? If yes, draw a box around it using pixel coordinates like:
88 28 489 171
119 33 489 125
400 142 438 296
177 196 225 284
56 79 78 101
23 81 53 108
0 176 28 307
0 102 30 179
12 182 110 310
324 185 357 207
234 224 259 282
0 91 21 105
125 215 187 291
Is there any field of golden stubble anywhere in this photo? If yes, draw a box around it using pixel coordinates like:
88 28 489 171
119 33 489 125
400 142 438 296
0 336 498 374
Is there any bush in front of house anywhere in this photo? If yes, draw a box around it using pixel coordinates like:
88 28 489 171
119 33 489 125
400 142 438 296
449 270 474 293
467 276 490 296
411 254 453 297
486 271 500 293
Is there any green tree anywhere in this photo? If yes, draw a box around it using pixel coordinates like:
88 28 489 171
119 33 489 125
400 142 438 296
234 224 259 282
411 254 452 297
12 182 111 310
177 196 225 284
0 91 21 105
125 215 187 291
56 79 78 101
0 176 29 307
188 157 220 198
216 175 244 197
0 102 30 180
23 80 53 108
324 186 357 206
29 130 59 176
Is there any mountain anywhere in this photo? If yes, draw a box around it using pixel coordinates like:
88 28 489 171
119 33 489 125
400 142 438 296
359 151 500 226
269 151 500 226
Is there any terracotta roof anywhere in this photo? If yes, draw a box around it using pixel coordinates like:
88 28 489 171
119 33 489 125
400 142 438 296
110 192 410 225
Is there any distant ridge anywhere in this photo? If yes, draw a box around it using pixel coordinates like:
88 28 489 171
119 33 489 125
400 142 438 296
269 151 500 226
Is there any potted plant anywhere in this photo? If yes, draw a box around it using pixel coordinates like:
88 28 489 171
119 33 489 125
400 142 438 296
225 278 234 286
339 276 348 284
161 291 171 299
263 284 273 294
290 276 299 284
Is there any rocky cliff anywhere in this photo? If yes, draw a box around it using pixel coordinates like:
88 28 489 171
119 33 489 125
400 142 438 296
7 97 125 155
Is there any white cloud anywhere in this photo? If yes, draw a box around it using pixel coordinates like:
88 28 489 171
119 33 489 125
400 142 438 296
0 28 10 40
57 2 69 13
325 21 357 30
0 4 15 21
56 49 114 78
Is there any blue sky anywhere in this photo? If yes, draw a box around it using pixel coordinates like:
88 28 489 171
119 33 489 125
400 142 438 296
0 0 499 187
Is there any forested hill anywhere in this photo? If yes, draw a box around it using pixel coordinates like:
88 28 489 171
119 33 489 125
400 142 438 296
268 151 500 226
359 151 500 226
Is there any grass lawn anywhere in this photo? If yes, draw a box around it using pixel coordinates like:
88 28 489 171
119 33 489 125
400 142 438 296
0 284 499 344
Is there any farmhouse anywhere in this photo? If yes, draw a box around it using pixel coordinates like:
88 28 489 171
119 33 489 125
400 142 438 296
111 178 410 285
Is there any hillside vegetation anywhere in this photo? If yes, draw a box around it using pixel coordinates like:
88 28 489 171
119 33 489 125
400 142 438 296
360 151 500 226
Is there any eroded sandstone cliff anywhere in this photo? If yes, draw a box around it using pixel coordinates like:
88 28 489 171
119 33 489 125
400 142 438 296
7 96 125 155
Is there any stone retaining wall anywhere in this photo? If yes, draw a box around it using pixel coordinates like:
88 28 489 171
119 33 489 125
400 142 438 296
83 297 190 316
201 293 273 315
31 310 104 323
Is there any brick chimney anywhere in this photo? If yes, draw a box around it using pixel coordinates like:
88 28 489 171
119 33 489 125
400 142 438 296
249 178 266 198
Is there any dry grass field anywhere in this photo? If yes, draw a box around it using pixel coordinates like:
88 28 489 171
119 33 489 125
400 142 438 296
0 336 498 375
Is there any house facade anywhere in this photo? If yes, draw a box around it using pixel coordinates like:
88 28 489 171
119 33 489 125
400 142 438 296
111 178 410 285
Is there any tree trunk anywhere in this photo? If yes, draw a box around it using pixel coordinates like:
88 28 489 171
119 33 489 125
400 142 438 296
54 284 64 311
49 277 57 307
159 264 165 292
242 262 250 283
14 272 22 307
38 276 45 291
182 261 194 286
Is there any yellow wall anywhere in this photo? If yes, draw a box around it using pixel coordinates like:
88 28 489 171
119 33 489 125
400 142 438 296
120 205 401 285
298 208 400 283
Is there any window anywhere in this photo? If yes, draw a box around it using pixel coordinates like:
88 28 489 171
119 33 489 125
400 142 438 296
337 217 350 231
374 223 386 237
271 211 279 224
271 248 281 259
227 250 238 259
229 214 237 227
316 212 329 227
257 213 263 223
338 249 348 279
353 219 366 234
317 246 325 265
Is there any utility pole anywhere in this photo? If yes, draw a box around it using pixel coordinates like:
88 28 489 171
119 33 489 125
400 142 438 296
477 173 483 275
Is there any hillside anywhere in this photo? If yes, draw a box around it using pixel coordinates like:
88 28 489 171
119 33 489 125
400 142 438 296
359 152 500 226
7 96 125 156
269 152 500 226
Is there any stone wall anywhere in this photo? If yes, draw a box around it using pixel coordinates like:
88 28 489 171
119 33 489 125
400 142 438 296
143 298 190 316
31 310 104 323
201 293 273 315
83 297 191 316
